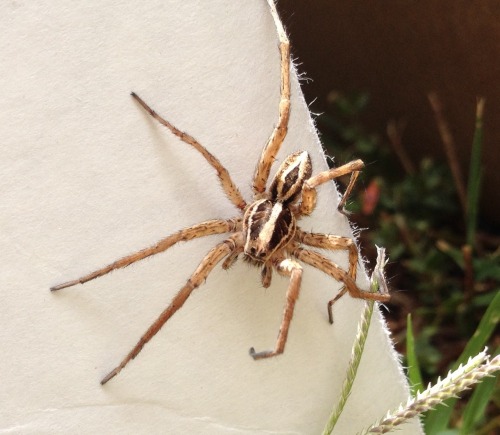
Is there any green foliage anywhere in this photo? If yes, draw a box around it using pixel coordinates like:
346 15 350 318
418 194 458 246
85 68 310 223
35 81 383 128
319 92 500 433
406 313 424 396
465 100 484 247
424 291 500 433
460 349 499 434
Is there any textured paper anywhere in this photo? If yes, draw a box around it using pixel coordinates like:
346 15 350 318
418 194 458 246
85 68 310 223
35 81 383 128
0 1 423 433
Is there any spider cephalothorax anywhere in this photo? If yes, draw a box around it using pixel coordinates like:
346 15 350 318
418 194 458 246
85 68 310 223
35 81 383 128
51 0 389 384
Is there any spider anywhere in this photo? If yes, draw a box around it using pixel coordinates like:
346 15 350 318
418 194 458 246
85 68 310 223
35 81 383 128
51 0 390 385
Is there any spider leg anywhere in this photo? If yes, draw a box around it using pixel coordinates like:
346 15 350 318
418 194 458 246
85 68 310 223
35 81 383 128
296 228 358 281
337 169 360 213
291 246 390 324
101 238 235 384
252 0 291 197
221 245 243 270
51 219 238 291
250 258 302 360
131 92 246 211
300 159 364 216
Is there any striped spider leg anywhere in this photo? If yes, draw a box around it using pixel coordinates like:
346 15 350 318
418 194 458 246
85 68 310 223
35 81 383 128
247 156 390 360
252 0 290 198
51 0 390 384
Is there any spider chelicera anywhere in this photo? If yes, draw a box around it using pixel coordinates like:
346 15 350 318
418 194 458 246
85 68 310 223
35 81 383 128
51 0 390 385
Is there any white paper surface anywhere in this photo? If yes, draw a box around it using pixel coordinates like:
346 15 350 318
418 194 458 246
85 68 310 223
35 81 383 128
1 1 423 433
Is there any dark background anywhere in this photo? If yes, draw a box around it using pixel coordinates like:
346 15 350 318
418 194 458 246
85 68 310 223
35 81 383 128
278 0 499 228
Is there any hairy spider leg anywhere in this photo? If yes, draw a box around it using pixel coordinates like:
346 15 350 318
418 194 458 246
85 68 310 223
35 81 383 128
249 258 302 359
101 238 236 384
297 230 358 279
131 92 247 211
296 159 366 322
252 0 291 197
296 230 359 323
291 246 390 323
299 159 365 216
50 219 237 291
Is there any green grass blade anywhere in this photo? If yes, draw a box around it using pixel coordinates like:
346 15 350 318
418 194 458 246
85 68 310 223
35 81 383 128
322 300 375 435
460 347 499 434
457 292 500 363
465 98 485 247
323 247 388 434
424 290 500 433
406 313 424 395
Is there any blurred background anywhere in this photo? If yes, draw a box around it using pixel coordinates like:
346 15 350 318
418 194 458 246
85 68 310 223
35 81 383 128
277 1 499 432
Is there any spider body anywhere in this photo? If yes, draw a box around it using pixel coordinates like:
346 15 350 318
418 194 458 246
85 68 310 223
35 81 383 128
243 198 296 263
244 151 308 260
51 0 389 384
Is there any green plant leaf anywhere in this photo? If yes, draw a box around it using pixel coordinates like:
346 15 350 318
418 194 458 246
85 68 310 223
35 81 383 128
465 99 485 247
406 313 424 395
460 348 500 434
424 291 500 433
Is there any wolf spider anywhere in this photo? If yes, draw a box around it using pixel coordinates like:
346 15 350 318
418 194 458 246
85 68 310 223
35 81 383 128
51 0 390 385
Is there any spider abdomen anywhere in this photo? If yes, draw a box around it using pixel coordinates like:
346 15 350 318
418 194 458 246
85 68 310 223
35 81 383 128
269 151 312 204
243 199 296 262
